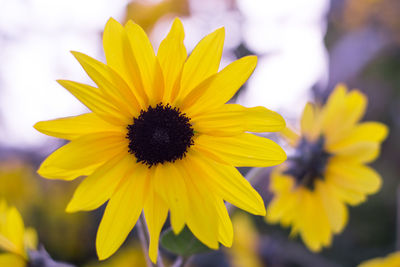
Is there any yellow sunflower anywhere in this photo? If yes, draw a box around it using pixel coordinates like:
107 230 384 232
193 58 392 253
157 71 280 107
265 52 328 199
34 18 286 262
266 84 388 252
358 252 400 267
0 200 37 267
228 213 262 267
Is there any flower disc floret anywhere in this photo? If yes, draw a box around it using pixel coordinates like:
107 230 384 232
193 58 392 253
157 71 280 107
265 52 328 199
126 103 194 167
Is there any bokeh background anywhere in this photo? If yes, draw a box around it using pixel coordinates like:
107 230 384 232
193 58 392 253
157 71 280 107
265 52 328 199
0 0 398 266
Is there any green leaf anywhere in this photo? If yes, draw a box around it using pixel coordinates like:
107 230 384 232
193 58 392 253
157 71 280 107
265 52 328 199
160 227 212 256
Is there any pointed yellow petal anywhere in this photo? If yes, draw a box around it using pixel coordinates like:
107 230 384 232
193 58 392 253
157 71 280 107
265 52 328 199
144 186 168 263
195 133 286 167
323 87 367 145
178 28 225 100
181 167 219 249
297 191 331 252
315 180 348 234
4 207 25 257
330 142 380 163
190 104 285 136
320 84 347 132
301 103 314 135
181 56 257 114
326 158 382 196
103 18 149 108
158 18 187 103
125 21 164 105
153 163 187 234
215 198 233 247
96 164 149 260
34 113 122 140
187 151 266 216
327 122 388 150
57 80 129 126
359 252 400 267
300 102 321 140
266 172 298 225
71 51 140 116
327 178 367 206
66 153 133 212
38 132 127 180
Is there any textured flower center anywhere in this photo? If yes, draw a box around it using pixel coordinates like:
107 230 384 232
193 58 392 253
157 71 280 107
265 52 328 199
285 137 330 190
126 103 194 167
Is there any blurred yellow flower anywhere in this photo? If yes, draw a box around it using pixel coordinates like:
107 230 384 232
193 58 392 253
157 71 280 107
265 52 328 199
358 251 400 267
85 244 147 267
0 159 41 210
35 17 286 262
228 213 262 267
125 0 189 32
0 200 37 267
266 84 388 252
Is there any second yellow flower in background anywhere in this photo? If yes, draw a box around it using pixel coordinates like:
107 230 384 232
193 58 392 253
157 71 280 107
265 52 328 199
266 84 388 252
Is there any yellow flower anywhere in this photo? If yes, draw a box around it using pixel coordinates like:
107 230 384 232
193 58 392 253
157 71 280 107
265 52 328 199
228 213 262 267
266 84 388 252
34 18 286 262
0 200 38 267
85 244 147 267
358 251 400 267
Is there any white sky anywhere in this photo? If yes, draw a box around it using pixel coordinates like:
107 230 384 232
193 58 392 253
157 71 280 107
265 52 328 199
0 0 329 149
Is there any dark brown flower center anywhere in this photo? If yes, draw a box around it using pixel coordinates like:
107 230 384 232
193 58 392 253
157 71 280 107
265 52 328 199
285 137 331 190
126 103 194 167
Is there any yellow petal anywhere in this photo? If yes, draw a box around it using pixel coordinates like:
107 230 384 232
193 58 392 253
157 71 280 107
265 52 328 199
153 163 187 234
297 190 331 252
195 133 286 167
326 158 382 196
320 84 347 133
181 56 257 114
266 172 298 225
0 254 25 267
280 127 301 146
103 18 149 108
330 142 380 163
144 184 168 263
327 122 388 150
178 28 225 100
215 198 233 247
4 207 25 257
57 80 129 126
315 180 348 234
324 88 367 145
187 151 266 216
327 179 367 206
301 103 314 134
38 132 127 180
300 102 321 141
66 153 133 212
157 18 187 103
181 165 219 249
96 164 149 260
190 104 285 136
359 252 400 267
125 21 164 105
34 113 122 140
71 51 140 116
